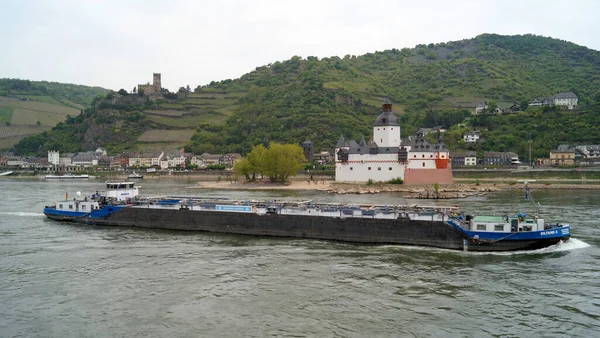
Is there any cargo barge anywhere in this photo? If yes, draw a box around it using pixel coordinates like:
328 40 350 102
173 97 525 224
43 182 571 252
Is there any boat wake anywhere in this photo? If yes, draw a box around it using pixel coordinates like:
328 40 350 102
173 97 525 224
0 211 45 217
377 238 590 256
469 238 590 256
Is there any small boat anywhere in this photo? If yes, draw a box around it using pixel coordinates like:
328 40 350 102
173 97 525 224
0 171 13 176
128 171 144 179
45 174 90 179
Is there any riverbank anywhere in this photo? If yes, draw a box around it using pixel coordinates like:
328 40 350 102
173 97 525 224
5 172 600 198
192 180 600 198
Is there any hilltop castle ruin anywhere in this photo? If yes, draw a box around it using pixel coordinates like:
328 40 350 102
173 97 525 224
137 73 162 97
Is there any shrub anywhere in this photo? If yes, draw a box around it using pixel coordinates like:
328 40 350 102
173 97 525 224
367 178 374 186
388 178 404 184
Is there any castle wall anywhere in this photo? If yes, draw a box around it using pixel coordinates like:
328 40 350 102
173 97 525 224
406 151 449 169
403 167 454 185
336 158 406 182
138 84 156 95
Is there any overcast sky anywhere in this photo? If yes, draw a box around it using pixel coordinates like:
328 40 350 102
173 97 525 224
1 0 598 91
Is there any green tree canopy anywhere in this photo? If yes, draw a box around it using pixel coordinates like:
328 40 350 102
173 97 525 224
234 142 306 182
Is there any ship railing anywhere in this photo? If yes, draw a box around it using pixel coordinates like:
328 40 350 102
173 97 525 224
137 196 462 217
163 197 460 212
446 217 469 231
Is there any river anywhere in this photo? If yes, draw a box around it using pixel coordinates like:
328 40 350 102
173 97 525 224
1 178 599 337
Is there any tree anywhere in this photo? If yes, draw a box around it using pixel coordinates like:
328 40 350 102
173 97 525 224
138 88 144 96
234 144 267 181
133 86 137 94
591 90 600 111
486 100 498 114
117 89 128 96
246 144 267 181
186 85 191 93
519 99 529 111
233 142 305 183
261 142 306 182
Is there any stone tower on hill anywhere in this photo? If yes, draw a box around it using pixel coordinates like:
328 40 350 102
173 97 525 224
137 73 162 97
152 73 161 92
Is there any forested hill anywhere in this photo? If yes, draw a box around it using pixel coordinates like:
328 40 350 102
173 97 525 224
0 79 110 150
0 79 109 108
186 34 600 152
13 34 600 156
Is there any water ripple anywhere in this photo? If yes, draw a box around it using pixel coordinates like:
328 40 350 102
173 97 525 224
0 181 599 337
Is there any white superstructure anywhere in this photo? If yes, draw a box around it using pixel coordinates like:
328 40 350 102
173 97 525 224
105 181 140 201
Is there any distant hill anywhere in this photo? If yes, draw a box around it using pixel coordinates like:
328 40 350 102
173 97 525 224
0 79 109 149
12 34 600 156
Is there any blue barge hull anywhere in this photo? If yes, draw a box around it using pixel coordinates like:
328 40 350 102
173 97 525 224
45 206 570 252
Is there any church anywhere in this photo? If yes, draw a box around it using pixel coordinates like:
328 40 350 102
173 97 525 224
335 99 454 185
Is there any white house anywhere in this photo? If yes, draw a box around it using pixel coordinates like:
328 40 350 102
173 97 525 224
451 151 477 166
59 153 73 166
552 92 578 109
190 155 203 167
71 151 98 167
474 102 488 114
465 154 477 165
94 147 107 156
48 150 60 165
151 151 164 167
463 130 481 143
530 92 578 109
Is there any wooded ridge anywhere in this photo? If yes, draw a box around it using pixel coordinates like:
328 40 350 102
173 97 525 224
10 34 600 157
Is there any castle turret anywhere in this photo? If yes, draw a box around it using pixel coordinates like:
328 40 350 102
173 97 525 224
373 98 401 147
334 134 349 162
153 73 162 93
301 139 313 162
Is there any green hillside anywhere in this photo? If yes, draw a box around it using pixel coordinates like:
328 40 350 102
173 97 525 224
184 33 600 154
12 34 600 157
0 79 109 149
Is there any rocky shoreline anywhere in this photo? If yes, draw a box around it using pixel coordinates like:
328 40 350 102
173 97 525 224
328 182 600 198
192 180 600 198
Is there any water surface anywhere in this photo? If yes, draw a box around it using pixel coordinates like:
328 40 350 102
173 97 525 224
1 179 598 337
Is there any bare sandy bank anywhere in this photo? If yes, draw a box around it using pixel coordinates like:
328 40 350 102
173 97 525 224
193 180 334 191
191 180 600 196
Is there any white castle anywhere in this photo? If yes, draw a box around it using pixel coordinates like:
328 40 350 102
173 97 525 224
335 99 454 185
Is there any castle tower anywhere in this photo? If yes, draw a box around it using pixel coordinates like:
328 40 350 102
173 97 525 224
301 139 313 163
372 98 401 147
153 73 162 93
